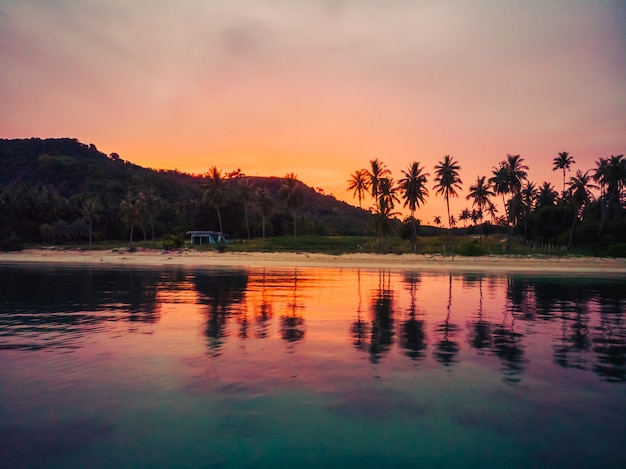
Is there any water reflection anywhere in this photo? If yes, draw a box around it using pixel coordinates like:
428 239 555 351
399 272 427 361
279 268 306 345
467 275 493 353
368 270 395 364
193 269 248 354
0 264 624 384
433 274 460 367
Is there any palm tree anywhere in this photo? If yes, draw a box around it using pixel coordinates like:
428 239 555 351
139 188 160 246
367 159 391 205
237 177 255 240
280 173 304 240
433 215 442 235
494 154 528 251
489 163 509 218
255 187 273 242
433 155 462 245
459 208 471 228
80 197 101 250
347 169 370 208
536 181 558 209
520 181 538 240
120 191 143 246
594 154 625 226
399 162 429 251
553 151 575 196
372 177 399 251
466 175 494 241
203 166 226 234
566 170 598 248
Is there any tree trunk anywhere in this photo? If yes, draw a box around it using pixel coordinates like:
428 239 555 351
568 208 578 248
217 207 223 233
244 205 250 240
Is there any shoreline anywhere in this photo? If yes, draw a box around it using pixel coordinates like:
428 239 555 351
1 248 625 274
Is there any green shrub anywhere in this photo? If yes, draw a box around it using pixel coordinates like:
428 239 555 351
456 240 487 256
162 234 184 250
606 243 626 258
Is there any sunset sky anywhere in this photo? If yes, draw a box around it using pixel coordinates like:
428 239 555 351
2 0 625 222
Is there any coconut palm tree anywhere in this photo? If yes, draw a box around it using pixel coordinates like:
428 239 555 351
489 163 509 218
399 162 429 251
203 166 226 234
280 173 304 240
566 170 597 248
536 181 558 209
433 155 462 245
493 154 528 251
459 208 471 228
553 151 575 196
139 188 160 246
433 215 442 235
80 197 101 250
347 169 370 208
255 187 273 242
466 175 494 241
520 181 538 240
367 159 391 205
120 191 143 246
237 177 255 240
594 154 625 225
372 177 399 251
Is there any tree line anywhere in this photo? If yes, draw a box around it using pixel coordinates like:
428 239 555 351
347 152 626 252
0 138 369 249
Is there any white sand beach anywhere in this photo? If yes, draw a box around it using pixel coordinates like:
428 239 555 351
1 248 625 274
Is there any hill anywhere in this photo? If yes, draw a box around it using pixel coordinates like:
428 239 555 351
0 138 369 244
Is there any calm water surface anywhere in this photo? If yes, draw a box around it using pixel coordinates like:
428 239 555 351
0 264 624 468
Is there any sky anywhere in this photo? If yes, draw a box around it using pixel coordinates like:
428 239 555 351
1 0 625 222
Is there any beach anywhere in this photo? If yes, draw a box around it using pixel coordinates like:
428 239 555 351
1 248 625 274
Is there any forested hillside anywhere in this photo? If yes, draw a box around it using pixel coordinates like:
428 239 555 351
0 138 369 245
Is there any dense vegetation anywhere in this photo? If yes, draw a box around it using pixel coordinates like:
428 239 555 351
1 138 624 256
0 138 368 249
347 153 626 256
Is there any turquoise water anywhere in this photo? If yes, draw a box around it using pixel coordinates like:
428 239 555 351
0 264 624 468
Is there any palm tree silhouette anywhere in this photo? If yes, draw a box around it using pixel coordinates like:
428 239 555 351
553 151 575 196
433 215 442 235
593 154 625 237
347 169 370 209
493 154 528 251
433 155 462 246
367 159 391 206
373 177 400 251
566 170 597 247
536 181 558 209
237 177 255 240
279 173 304 240
466 175 494 243
399 162 429 251
255 187 273 243
203 166 226 234
520 181 538 240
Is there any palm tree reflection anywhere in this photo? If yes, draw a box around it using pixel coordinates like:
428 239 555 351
255 268 273 339
593 297 626 382
350 269 370 351
467 276 492 353
368 270 395 364
493 278 526 383
553 299 591 370
399 272 426 361
280 267 305 346
434 274 460 367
